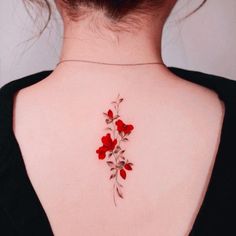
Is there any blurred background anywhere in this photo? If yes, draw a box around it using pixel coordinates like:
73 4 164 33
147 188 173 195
0 0 235 86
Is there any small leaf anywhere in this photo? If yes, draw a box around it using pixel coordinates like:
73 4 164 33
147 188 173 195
117 181 123 187
122 138 129 142
114 149 120 154
110 168 115 171
114 145 121 153
120 156 125 160
105 119 112 124
120 150 125 154
106 161 115 167
108 152 113 157
119 98 124 103
128 162 134 166
116 187 124 198
118 161 125 166
113 115 120 120
105 127 112 131
110 174 116 179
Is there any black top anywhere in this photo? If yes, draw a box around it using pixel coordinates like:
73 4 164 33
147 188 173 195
0 67 235 236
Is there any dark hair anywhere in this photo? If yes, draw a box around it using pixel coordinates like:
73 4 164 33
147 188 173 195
60 0 165 20
23 0 207 35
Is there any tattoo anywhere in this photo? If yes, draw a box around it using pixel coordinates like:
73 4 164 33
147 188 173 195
96 94 134 206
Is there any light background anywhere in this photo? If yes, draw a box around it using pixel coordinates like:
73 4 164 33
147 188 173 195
0 0 236 86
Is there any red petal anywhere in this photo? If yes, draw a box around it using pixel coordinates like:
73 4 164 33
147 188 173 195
96 146 107 159
96 147 101 153
107 109 113 119
98 152 106 159
120 169 126 179
115 119 124 127
113 139 117 146
124 163 132 170
96 146 107 153
123 125 134 134
101 133 111 146
116 120 124 132
127 124 134 131
107 143 116 151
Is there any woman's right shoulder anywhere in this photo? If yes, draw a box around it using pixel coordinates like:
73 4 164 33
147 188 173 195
0 71 53 147
0 70 53 95
0 70 53 105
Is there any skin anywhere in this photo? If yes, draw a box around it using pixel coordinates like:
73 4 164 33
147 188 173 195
12 1 225 235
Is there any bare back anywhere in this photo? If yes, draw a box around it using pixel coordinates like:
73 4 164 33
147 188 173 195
12 68 225 236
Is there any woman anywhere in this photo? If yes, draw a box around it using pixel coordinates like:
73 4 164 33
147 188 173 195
0 0 235 235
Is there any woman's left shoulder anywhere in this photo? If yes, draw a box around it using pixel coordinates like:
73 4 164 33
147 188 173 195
168 66 236 105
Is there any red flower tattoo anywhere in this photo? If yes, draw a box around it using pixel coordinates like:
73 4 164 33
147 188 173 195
96 94 134 206
96 133 117 159
115 119 134 134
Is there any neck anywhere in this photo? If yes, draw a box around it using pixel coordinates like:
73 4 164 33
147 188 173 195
58 17 164 65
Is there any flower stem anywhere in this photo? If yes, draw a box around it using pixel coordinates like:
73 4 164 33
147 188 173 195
110 97 126 205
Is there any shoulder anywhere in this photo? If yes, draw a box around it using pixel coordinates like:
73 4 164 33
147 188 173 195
0 70 53 95
168 66 236 122
0 71 53 146
168 67 236 104
169 66 236 150
168 66 236 145
0 70 53 107
167 66 228 117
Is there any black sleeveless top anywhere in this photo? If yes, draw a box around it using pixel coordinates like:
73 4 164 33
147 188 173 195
0 67 235 236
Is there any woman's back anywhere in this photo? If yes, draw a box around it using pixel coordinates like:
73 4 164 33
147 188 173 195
1 0 235 235
10 66 224 236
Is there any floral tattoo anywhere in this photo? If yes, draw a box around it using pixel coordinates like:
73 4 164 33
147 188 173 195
96 94 134 206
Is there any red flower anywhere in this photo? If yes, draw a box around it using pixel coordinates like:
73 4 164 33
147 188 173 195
96 133 117 159
96 146 107 160
101 133 117 151
115 119 134 134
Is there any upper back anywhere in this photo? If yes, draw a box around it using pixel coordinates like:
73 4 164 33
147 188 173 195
0 67 235 236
